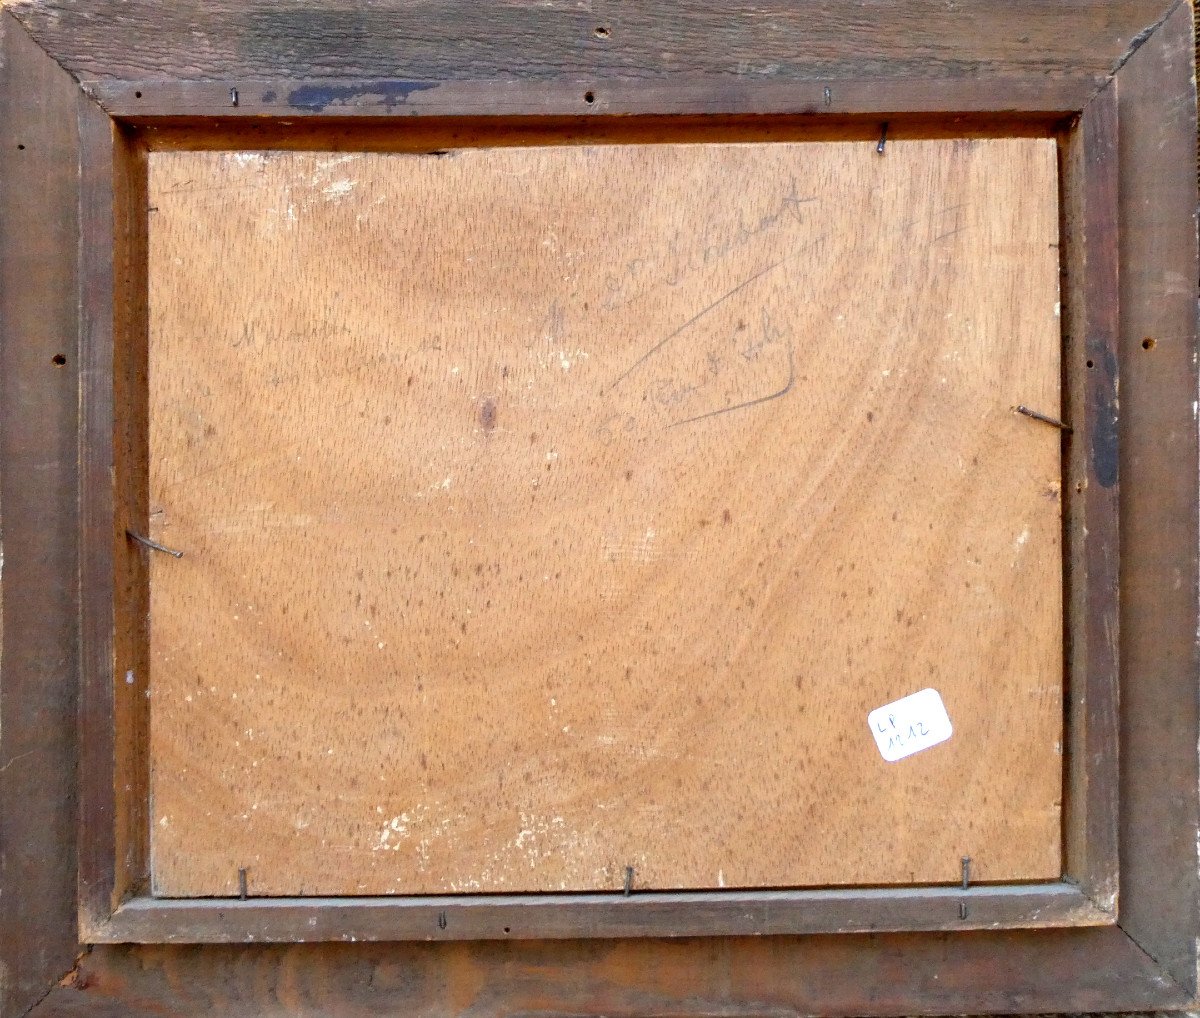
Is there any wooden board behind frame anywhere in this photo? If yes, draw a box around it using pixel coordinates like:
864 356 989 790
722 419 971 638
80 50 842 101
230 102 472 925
0 1 1196 1016
106 122 1097 935
144 139 1066 899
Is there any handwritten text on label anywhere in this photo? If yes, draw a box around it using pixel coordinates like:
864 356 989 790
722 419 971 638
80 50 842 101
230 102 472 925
868 688 953 762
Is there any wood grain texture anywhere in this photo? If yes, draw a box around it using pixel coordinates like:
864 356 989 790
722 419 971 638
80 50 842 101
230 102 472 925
77 75 120 933
133 116 1068 156
0 0 1195 1011
30 927 1192 1018
95 77 1100 121
95 884 1109 944
1112 0 1200 993
6 0 1176 102
146 139 1063 898
0 12 86 1016
109 129 152 914
78 107 152 939
1059 85 1120 912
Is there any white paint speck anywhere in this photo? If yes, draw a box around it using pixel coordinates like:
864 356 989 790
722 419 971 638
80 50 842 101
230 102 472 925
322 179 355 200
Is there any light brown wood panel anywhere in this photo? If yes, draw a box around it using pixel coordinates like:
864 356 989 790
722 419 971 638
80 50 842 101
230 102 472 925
146 139 1063 897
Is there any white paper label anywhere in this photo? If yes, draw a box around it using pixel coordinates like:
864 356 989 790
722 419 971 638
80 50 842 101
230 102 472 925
868 688 953 762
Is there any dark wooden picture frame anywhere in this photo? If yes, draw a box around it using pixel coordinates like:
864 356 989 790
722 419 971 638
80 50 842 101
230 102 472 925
1 1 1196 1014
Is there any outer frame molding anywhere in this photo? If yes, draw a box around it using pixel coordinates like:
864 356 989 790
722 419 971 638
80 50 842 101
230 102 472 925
0 1 1195 1015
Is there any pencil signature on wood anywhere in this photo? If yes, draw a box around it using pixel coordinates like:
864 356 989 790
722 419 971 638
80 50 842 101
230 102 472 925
665 342 796 430
600 180 818 311
607 256 788 393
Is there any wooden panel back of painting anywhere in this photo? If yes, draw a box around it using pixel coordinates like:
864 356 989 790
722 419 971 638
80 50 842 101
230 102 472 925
147 139 1062 896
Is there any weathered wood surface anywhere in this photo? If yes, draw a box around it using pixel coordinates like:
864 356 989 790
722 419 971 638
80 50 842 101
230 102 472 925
7 0 1176 100
1059 86 1120 911
147 139 1064 897
0 0 1196 1013
33 927 1193 1017
1109 0 1200 991
0 14 87 1018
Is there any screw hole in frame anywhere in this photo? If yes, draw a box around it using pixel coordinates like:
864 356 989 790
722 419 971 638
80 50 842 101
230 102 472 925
583 90 596 104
